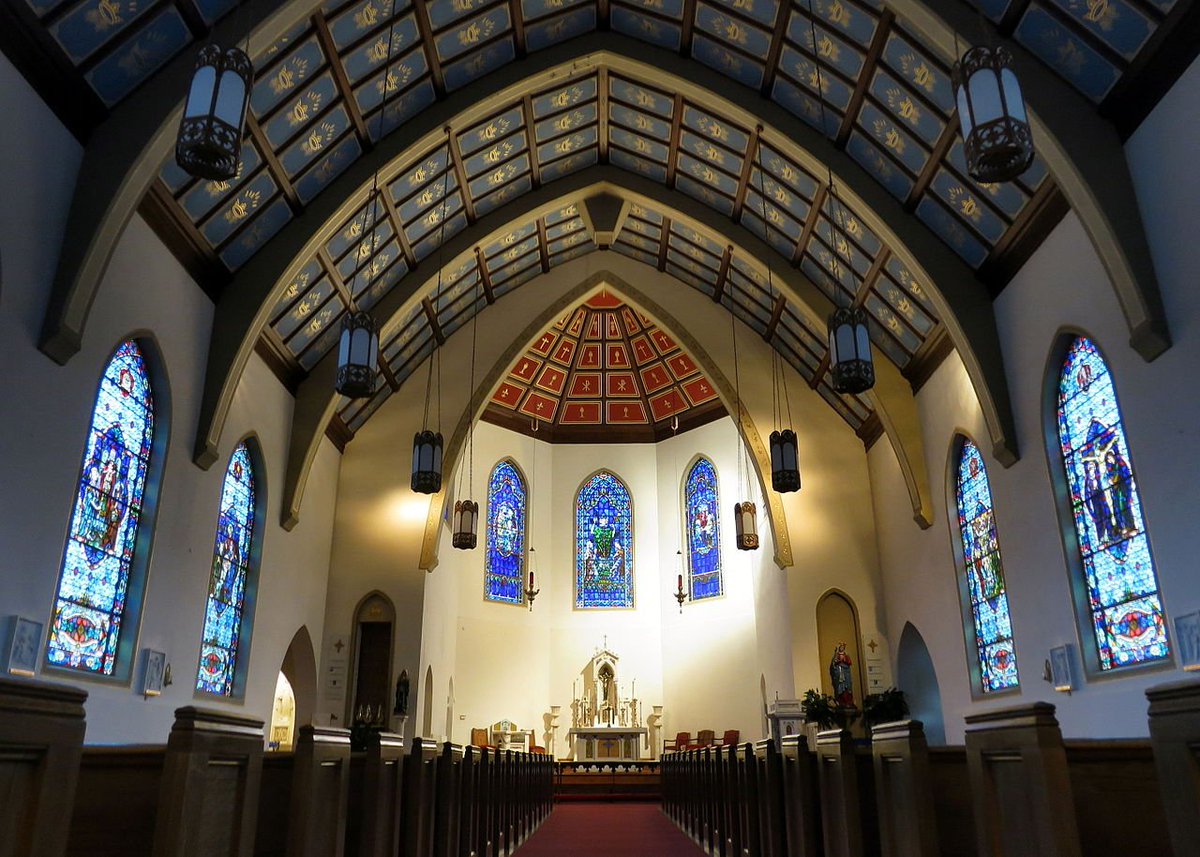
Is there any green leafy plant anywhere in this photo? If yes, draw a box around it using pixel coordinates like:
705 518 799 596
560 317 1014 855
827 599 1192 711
801 689 841 730
862 687 909 729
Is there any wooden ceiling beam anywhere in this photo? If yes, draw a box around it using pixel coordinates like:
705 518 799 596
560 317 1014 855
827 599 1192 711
423 296 446 345
476 247 497 303
314 12 372 147
713 245 732 303
835 10 894 148
412 0 448 98
731 125 762 222
245 114 302 213
445 125 479 223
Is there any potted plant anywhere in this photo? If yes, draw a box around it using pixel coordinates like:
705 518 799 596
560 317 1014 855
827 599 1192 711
862 687 909 729
801 689 841 730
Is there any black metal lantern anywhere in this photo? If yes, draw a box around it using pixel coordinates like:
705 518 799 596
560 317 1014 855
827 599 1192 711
176 44 253 181
734 501 759 551
411 430 443 494
335 311 379 399
452 499 478 549
770 429 801 493
952 45 1034 184
828 306 874 394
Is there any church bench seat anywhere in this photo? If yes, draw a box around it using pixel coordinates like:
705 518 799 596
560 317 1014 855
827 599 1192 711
254 725 350 857
344 731 404 857
1146 677 1200 857
780 734 822 857
815 729 881 857
1063 740 1170 857
400 738 440 857
0 676 87 857
67 707 264 857
433 743 465 857
870 720 939 857
926 746 975 857
753 739 787 857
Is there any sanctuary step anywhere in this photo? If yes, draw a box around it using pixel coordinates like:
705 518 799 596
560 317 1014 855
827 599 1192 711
554 761 660 802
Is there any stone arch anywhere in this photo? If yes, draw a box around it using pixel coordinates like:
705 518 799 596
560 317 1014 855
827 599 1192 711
895 622 944 745
279 625 318 730
422 665 435 738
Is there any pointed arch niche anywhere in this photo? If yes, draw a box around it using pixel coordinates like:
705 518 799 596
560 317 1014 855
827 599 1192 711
347 592 396 725
46 336 170 683
815 590 867 709
1045 333 1170 676
947 434 1020 697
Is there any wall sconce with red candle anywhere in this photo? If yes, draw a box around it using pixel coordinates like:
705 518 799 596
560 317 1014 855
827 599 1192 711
525 548 540 611
674 551 688 613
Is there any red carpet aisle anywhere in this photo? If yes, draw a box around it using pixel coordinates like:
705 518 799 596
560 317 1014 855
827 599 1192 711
515 803 706 856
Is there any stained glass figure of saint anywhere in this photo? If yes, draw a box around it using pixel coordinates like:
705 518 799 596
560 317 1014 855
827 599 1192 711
47 341 155 676
685 457 723 600
485 460 526 604
196 442 257 695
955 438 1019 692
576 471 634 609
1057 336 1168 670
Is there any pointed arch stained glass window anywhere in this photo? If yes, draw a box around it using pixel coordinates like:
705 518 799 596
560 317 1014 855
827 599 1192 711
486 460 527 604
1056 336 1168 670
685 457 723 600
197 442 257 696
954 439 1019 692
47 341 156 675
576 471 634 609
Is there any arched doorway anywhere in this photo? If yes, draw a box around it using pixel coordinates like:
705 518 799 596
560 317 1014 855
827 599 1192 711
896 623 945 745
269 671 296 751
815 590 867 710
347 592 395 726
445 677 455 743
423 666 435 737
279 626 317 733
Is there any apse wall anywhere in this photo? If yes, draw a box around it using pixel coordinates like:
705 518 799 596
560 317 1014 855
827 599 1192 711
0 55 341 743
869 55 1200 742
323 249 887 749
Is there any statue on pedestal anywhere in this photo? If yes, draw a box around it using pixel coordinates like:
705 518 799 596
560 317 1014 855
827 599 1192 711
394 669 410 717
830 643 855 708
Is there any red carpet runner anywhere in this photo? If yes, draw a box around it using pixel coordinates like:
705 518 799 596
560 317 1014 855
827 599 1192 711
515 803 705 857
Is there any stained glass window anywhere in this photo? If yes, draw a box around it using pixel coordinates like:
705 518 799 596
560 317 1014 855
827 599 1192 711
1056 336 1168 670
685 457 723 600
196 442 257 696
954 438 1019 692
576 471 634 609
47 340 156 676
485 460 527 604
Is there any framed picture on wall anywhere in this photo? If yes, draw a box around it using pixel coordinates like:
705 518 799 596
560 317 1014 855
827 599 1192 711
1175 611 1200 671
1049 644 1074 692
5 616 44 676
141 648 167 697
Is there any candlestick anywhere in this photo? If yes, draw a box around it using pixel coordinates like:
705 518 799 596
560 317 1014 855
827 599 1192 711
677 573 683 590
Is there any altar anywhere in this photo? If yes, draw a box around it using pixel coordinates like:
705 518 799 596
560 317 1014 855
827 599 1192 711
569 726 647 762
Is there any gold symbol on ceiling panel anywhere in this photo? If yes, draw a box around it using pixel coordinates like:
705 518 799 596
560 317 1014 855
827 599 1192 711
367 37 392 63
271 58 308 95
86 0 125 31
355 2 381 29
886 89 921 126
457 18 496 48
288 91 323 126
376 65 413 94
1054 39 1087 75
224 189 262 224
301 122 338 156
899 54 936 94
824 0 851 27
948 187 982 221
1082 0 1117 29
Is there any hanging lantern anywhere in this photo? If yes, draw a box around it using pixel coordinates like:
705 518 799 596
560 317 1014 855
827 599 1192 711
335 311 380 399
411 430 443 494
770 429 801 493
828 306 874 394
452 499 478 549
952 45 1034 184
734 501 759 551
175 44 253 181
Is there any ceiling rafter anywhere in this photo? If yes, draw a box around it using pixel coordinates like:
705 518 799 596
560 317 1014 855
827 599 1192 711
903 114 961 211
598 67 611 162
377 185 420 269
313 12 372 147
245 114 302 213
316 246 354 307
445 125 479 223
536 218 551 274
656 215 672 270
510 0 528 56
664 94 686 185
763 293 788 341
422 297 446 345
255 329 305 393
523 94 542 188
681 0 698 54
138 179 230 300
731 125 762 222
760 0 794 97
792 181 828 266
835 9 895 148
412 0 449 98
713 245 733 304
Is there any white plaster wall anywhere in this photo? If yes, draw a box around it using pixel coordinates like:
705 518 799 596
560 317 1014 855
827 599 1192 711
870 55 1200 742
0 56 339 744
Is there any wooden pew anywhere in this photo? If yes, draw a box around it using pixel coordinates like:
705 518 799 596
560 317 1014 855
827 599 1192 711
255 725 351 857
779 734 822 857
476 747 496 857
434 743 465 857
1146 677 1200 856
721 745 743 857
963 703 1080 857
67 706 263 857
0 676 87 857
870 720 938 857
754 740 787 857
815 728 880 857
400 738 440 857
345 731 404 857
459 745 482 857
1065 740 1169 857
926 746 975 857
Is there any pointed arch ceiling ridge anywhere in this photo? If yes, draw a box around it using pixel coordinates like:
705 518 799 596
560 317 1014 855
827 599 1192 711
193 48 1021 471
37 0 1166 379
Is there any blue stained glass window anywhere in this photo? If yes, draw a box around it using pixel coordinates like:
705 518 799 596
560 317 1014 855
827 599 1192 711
47 341 155 675
486 460 527 604
685 457 723 600
1056 336 1168 670
954 439 1019 692
196 442 257 696
576 471 634 609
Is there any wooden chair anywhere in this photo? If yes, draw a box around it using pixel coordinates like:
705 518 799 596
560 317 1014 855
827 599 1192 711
664 731 691 753
470 728 491 749
693 729 716 749
718 729 740 746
